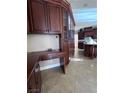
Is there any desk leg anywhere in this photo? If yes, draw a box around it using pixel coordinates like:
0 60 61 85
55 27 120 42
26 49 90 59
60 57 66 74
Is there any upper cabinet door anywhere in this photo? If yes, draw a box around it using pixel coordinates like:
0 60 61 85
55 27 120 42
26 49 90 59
47 4 62 33
31 0 48 33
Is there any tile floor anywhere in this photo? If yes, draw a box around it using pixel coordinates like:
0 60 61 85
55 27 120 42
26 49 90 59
41 50 97 93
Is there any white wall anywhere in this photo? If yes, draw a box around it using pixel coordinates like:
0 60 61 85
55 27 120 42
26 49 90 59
27 34 60 70
27 34 60 52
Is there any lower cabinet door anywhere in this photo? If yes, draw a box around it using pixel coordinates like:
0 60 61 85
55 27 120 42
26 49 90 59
27 71 37 93
27 64 41 93
35 64 41 93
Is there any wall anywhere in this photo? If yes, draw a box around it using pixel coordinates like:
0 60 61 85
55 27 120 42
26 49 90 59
27 34 60 70
27 34 59 52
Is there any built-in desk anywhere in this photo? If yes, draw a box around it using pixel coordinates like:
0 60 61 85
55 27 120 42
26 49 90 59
27 51 66 93
27 50 66 79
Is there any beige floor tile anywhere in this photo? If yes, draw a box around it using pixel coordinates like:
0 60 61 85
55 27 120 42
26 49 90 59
41 50 97 93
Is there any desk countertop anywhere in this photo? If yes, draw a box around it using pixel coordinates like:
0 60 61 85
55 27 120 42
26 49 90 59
27 50 65 80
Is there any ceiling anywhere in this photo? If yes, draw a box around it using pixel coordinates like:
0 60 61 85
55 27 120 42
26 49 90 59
67 0 97 9
67 0 97 28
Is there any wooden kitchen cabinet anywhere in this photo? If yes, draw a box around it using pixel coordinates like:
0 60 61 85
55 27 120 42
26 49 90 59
27 0 76 93
63 41 69 65
28 0 62 34
84 44 97 58
29 0 48 33
28 70 37 93
35 64 41 93
47 3 62 33
27 63 41 93
28 0 75 34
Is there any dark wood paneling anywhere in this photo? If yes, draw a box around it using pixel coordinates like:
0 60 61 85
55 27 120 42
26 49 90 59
63 42 69 65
